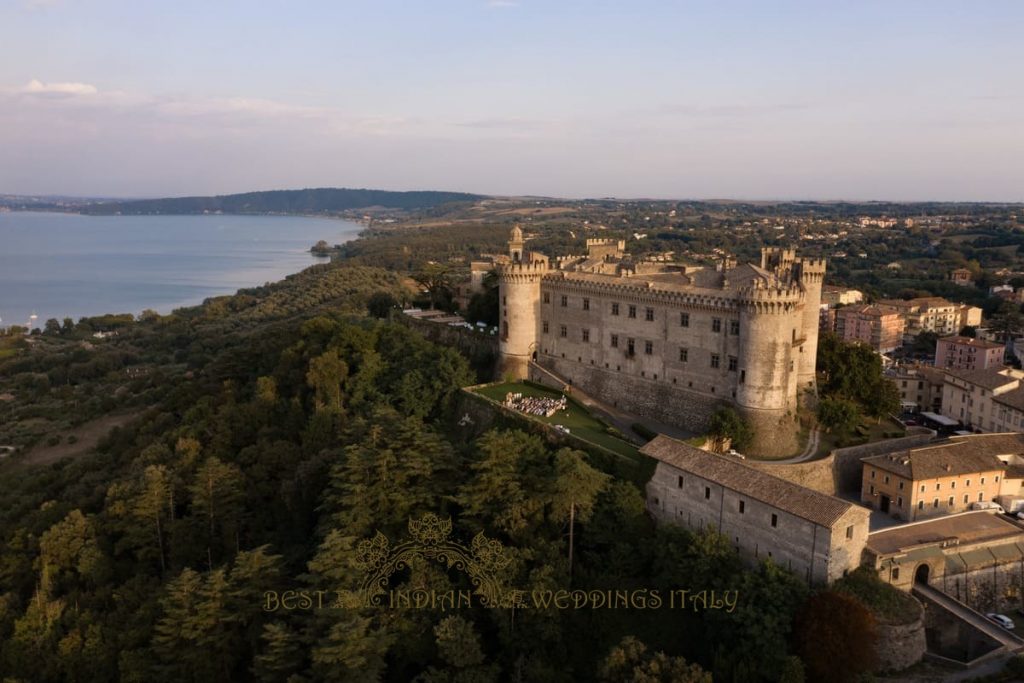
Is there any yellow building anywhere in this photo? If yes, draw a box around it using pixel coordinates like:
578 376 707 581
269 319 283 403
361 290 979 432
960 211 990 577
862 438 1007 521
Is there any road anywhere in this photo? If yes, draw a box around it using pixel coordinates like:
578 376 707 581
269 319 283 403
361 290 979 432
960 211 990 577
913 583 1024 650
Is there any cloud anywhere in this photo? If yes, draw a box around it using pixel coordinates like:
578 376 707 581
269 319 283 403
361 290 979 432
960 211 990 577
21 79 98 97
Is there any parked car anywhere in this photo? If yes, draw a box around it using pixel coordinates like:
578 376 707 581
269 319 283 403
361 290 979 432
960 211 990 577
987 613 1015 630
726 449 745 460
1016 511 1024 521
970 501 1006 514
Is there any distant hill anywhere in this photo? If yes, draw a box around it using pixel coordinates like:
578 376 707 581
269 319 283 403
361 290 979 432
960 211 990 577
80 188 484 215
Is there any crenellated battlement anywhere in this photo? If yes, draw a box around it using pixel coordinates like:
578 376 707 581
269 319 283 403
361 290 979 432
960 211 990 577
497 260 550 278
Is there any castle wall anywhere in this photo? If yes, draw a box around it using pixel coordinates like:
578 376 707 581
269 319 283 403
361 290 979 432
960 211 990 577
497 263 545 379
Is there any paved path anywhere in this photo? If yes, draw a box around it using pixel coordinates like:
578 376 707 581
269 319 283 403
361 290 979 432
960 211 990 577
913 583 1024 650
772 426 822 464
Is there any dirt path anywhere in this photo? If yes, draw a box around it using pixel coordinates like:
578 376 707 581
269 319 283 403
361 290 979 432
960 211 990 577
20 412 140 467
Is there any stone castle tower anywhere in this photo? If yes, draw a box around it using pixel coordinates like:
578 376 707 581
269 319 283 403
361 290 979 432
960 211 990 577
496 226 549 379
491 228 824 456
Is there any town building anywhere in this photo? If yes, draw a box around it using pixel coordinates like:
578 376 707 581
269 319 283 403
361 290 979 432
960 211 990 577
935 336 1006 371
643 435 870 584
822 285 865 306
493 228 825 456
877 297 983 342
940 368 1024 433
889 365 946 412
860 438 1008 522
950 268 974 286
835 304 905 353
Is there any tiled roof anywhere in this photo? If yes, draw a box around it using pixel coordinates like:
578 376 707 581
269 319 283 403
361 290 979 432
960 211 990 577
837 303 902 318
641 435 862 528
943 367 1021 391
939 335 1004 350
863 434 1022 480
995 390 1024 413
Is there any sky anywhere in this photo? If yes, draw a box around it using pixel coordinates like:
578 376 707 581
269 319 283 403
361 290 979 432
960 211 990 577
1 0 1022 201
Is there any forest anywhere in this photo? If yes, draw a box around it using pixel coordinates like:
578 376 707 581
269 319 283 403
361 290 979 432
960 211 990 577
0 256 908 682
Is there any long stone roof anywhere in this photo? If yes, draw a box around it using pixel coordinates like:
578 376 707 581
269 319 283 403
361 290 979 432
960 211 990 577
863 433 1024 480
943 367 1021 391
641 435 863 528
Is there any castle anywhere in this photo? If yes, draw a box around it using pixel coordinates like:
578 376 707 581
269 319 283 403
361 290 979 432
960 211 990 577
486 226 825 456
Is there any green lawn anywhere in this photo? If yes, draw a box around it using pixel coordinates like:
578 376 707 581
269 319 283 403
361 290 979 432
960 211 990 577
817 417 907 457
473 382 641 460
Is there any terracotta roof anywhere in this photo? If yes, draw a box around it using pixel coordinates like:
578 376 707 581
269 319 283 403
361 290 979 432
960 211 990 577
943 367 1021 391
641 435 863 528
938 335 1004 350
863 434 1019 480
837 303 902 318
995 390 1024 413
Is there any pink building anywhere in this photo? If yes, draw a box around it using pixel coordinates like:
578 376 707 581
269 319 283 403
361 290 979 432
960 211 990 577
935 335 1005 371
835 304 905 353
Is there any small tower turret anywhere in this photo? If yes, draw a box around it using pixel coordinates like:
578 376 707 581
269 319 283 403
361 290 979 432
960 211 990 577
508 224 525 263
497 227 548 379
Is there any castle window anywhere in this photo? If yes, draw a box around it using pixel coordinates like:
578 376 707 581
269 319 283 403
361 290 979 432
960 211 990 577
884 475 889 484
611 334 619 348
979 492 985 501
645 341 653 355
679 348 688 362
712 318 722 333
628 305 637 319
933 498 939 508
501 322 508 339
771 514 778 528
739 500 745 513
542 321 549 334
680 312 690 327
846 525 854 539
964 494 969 504
948 496 954 506
627 338 635 356
898 481 904 490
730 320 740 335
710 354 720 369
503 296 506 306
543 292 550 304
645 307 654 321
897 496 903 507
919 484 925 492
918 501 924 510
560 295 568 307
705 487 711 500
583 298 590 311
678 475 684 488
560 325 567 338
612 302 620 315
728 356 738 372
950 481 955 489
740 370 746 384
582 329 590 342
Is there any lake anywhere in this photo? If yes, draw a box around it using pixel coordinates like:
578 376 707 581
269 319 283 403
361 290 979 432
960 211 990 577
0 211 362 328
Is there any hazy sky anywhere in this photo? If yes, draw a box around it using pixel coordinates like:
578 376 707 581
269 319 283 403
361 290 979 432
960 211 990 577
1 0 1022 200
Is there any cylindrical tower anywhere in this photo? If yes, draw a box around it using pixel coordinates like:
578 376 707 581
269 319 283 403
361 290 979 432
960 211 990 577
497 261 546 379
796 258 827 388
735 284 803 456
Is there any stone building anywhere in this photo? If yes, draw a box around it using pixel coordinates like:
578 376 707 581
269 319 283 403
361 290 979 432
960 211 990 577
835 304 905 353
643 435 870 584
861 440 1007 522
493 227 825 456
865 511 1024 613
950 268 974 287
935 335 1005 371
822 285 864 306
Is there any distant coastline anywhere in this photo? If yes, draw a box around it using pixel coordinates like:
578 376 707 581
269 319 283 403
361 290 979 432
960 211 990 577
0 211 363 330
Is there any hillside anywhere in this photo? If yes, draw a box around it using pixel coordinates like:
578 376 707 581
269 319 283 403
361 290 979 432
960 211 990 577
79 187 484 215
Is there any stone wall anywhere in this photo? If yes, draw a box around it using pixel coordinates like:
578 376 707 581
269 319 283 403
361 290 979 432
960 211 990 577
831 430 935 495
532 356 724 434
874 617 927 673
939 560 1024 614
745 429 936 496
